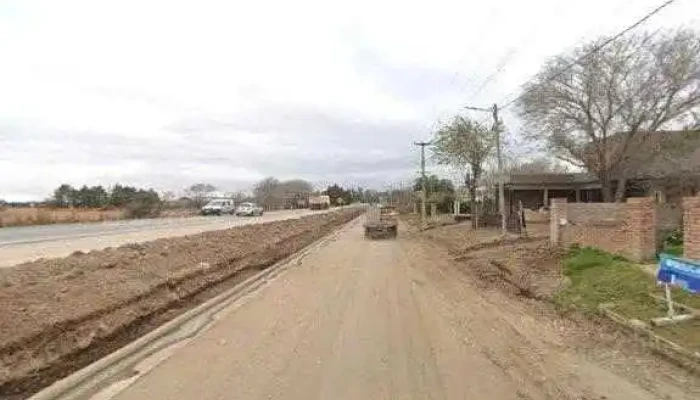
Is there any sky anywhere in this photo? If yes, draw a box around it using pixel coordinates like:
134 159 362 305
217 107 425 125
0 0 698 201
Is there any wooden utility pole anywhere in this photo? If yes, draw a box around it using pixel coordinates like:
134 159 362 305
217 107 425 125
414 141 430 230
464 104 506 234
492 103 506 234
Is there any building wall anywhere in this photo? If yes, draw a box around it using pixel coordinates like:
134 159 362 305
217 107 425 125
684 197 700 260
566 203 626 224
551 198 657 262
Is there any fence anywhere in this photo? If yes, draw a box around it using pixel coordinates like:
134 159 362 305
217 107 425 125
550 196 700 262
685 197 700 260
550 198 656 262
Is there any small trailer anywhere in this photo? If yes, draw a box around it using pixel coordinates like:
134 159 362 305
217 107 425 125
364 205 398 239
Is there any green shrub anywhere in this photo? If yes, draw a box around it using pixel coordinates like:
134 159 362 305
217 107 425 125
664 229 684 246
663 244 684 257
124 191 162 219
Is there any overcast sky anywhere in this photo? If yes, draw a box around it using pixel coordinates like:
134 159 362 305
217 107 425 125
0 0 698 201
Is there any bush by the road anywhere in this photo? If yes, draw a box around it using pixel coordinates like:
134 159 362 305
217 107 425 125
124 190 163 219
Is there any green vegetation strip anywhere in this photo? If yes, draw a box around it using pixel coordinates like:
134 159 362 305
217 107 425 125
554 247 700 353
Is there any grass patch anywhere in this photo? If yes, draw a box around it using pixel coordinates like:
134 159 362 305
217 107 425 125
554 247 656 316
663 244 684 258
555 246 700 353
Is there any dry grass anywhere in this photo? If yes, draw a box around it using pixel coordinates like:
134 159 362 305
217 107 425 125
159 208 197 219
0 207 125 227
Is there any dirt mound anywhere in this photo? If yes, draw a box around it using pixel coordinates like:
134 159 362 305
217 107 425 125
438 233 567 301
0 209 362 398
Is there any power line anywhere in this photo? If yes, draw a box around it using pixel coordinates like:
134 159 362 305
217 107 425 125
466 0 639 106
466 48 517 99
497 0 679 111
426 3 553 138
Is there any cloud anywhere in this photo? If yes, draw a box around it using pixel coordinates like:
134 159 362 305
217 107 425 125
0 0 698 201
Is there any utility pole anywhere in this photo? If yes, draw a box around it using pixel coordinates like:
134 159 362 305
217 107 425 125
414 141 430 230
492 103 506 235
465 104 506 234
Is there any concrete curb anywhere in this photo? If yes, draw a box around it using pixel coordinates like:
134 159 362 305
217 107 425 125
29 215 360 400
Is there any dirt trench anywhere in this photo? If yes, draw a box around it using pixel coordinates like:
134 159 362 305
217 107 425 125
0 209 362 399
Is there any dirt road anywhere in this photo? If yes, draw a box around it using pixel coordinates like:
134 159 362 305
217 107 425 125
82 219 699 400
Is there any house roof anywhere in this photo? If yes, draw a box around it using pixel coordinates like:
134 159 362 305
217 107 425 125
613 130 700 179
505 130 700 187
505 173 599 186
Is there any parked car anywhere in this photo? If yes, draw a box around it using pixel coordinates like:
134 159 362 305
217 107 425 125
235 202 263 216
201 199 235 215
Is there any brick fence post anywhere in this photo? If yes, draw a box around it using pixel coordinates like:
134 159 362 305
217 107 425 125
550 198 567 246
625 197 656 262
683 197 700 260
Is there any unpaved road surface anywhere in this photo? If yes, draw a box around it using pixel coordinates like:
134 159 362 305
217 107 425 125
0 209 334 268
0 210 362 398
86 219 699 400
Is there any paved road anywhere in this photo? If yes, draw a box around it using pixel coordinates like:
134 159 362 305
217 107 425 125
79 219 697 400
0 209 332 268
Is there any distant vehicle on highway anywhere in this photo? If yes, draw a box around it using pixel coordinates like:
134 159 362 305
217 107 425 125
235 202 264 216
200 199 235 215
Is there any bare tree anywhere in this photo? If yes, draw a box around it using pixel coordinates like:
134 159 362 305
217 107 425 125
253 178 314 209
278 179 313 208
253 177 280 209
518 29 700 202
508 157 570 174
432 115 495 225
185 183 217 208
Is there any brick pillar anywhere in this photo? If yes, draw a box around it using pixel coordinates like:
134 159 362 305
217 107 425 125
683 197 700 260
625 197 656 262
550 198 567 246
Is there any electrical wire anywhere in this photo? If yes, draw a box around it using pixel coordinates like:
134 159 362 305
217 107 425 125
496 0 679 111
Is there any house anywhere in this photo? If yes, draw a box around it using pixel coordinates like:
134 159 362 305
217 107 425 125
504 173 602 212
504 130 700 212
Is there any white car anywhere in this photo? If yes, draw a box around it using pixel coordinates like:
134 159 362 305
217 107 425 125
201 199 235 215
235 202 264 216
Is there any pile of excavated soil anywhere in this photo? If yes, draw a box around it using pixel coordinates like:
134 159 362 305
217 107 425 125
454 241 567 300
419 222 565 300
0 209 362 398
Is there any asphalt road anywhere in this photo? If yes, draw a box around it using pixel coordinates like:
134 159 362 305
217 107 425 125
0 209 332 268
75 219 697 400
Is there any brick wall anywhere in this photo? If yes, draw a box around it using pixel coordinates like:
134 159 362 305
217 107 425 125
566 203 626 224
684 197 700 260
626 198 657 261
550 198 657 262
